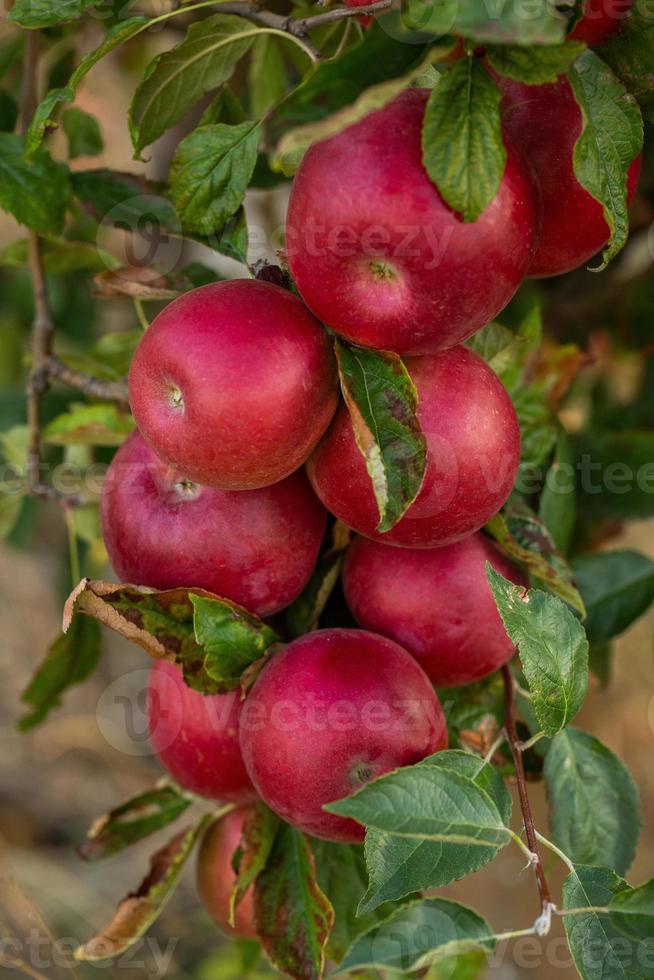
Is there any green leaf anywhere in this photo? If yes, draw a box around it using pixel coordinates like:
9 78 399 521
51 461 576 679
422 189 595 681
169 122 261 236
25 18 148 157
19 615 102 731
563 865 654 979
191 593 279 691
78 783 193 861
62 107 103 158
402 0 567 44
325 761 512 850
487 567 589 738
567 49 643 270
129 15 256 156
254 823 334 980
0 134 69 235
0 492 23 540
249 36 287 118
538 431 576 555
230 804 280 925
545 729 640 876
311 840 397 961
43 403 134 447
422 58 506 222
487 42 585 84
0 90 18 132
465 322 527 388
75 818 209 961
486 501 585 615
9 0 98 28
334 340 427 533
271 20 429 134
602 8 654 124
334 899 495 975
359 752 511 914
572 549 654 645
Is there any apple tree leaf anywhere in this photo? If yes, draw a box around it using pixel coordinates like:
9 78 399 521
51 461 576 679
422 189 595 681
359 751 512 914
78 783 193 861
568 49 643 270
334 339 427 533
75 818 209 961
544 728 640 876
334 899 495 976
487 42 585 85
254 823 334 980
572 549 654 644
402 0 567 44
487 567 589 737
422 57 506 222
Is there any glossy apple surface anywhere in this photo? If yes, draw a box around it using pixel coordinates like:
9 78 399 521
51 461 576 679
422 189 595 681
148 660 256 802
286 88 537 355
129 280 338 489
306 346 520 548
343 532 526 686
500 75 641 278
197 807 257 938
101 431 326 617
239 629 447 843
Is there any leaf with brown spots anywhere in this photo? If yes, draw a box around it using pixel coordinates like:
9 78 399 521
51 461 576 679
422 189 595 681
64 579 279 694
229 803 280 925
486 501 585 616
78 782 193 862
75 817 209 962
334 339 426 533
254 823 334 980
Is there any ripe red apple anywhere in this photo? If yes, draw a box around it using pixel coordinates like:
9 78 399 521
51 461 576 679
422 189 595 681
148 660 256 802
197 807 257 939
343 533 526 687
128 280 338 489
100 431 326 617
500 75 642 278
286 88 537 355
306 346 520 548
569 0 633 45
239 628 447 843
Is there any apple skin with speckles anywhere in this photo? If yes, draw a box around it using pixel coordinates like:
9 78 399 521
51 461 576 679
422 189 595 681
306 346 520 549
100 430 326 617
197 807 257 938
147 659 256 802
286 87 537 355
239 628 448 843
343 532 527 687
128 279 339 489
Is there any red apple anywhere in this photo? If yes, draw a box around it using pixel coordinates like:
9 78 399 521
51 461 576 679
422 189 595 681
197 807 257 939
306 346 520 548
100 431 326 617
128 280 339 489
500 75 642 278
286 88 537 355
343 533 526 687
148 660 256 802
569 0 633 45
239 628 447 843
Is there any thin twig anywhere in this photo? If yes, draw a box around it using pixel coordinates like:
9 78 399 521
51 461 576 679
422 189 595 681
502 665 555 918
292 0 392 32
46 357 130 407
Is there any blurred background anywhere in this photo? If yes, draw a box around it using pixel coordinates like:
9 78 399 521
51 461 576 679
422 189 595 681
1 12 653 979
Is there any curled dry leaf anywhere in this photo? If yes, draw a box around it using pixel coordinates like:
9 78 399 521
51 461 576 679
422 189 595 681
93 265 180 300
75 818 208 961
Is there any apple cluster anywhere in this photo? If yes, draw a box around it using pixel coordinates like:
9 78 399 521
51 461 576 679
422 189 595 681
99 24 640 935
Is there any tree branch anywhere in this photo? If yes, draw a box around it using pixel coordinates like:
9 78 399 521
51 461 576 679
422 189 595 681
46 358 130 407
502 664 555 919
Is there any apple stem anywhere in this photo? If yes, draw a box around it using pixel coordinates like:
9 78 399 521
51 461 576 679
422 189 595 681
501 664 555 917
